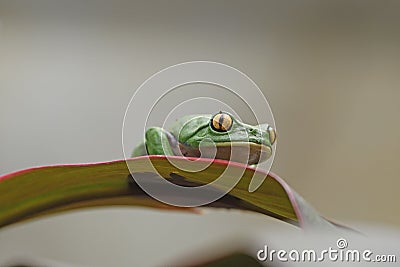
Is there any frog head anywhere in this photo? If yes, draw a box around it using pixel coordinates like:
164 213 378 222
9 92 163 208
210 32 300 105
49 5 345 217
174 112 276 164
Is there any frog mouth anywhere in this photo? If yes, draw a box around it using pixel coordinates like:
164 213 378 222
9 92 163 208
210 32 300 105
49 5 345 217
177 142 272 165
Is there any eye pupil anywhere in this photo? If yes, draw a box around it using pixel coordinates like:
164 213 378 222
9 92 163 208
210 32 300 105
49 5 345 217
211 113 232 132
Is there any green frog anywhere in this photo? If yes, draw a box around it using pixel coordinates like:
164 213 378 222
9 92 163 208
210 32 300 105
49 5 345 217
132 112 276 165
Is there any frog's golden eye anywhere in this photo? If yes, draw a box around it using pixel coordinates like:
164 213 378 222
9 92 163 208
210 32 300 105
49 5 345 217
211 113 233 132
267 126 276 144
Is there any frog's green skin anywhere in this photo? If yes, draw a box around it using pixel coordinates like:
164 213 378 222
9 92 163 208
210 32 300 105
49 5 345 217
132 113 275 165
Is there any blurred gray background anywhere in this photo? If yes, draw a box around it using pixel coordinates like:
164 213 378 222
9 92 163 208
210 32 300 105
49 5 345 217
0 0 399 266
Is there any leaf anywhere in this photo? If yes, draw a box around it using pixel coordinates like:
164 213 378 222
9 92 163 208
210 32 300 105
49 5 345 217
0 156 337 230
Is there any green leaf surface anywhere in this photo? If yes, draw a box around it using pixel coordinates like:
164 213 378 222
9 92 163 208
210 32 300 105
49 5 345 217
0 156 336 230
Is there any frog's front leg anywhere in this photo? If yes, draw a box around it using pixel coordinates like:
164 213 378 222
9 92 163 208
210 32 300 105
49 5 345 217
144 127 176 156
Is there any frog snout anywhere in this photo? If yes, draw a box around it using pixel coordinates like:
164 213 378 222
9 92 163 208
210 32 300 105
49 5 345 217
267 126 276 145
249 128 259 135
248 127 276 145
248 128 262 140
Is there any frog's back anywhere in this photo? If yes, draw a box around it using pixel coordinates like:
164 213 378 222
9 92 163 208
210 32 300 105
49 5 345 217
169 114 211 138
